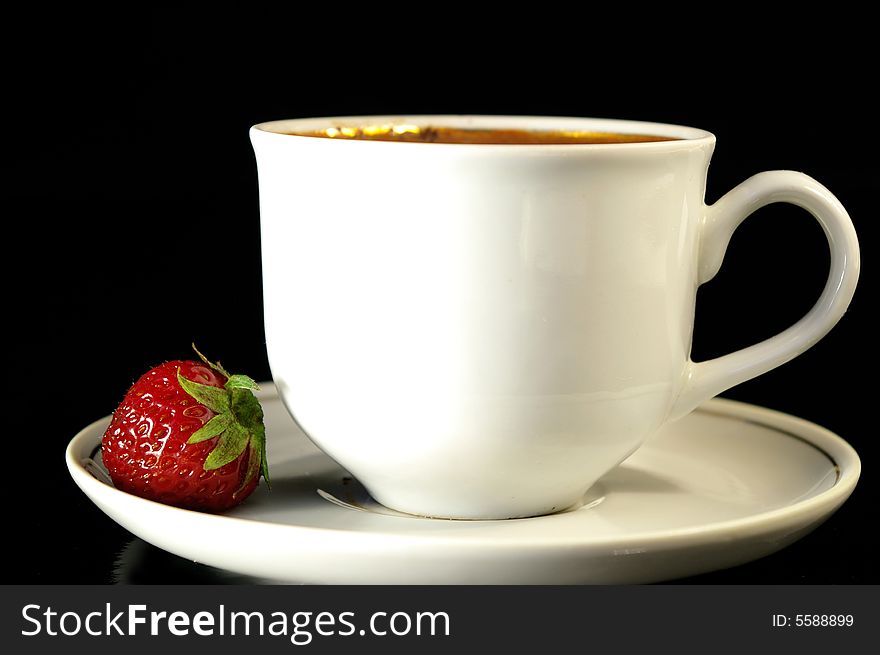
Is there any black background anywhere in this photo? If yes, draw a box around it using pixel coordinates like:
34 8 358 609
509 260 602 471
7 8 876 584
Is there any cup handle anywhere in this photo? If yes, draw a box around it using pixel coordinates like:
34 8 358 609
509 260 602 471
669 170 860 420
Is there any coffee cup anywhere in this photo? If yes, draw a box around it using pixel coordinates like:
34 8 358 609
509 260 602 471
250 115 859 519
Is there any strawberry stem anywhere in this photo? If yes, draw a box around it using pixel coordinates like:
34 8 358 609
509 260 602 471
191 342 232 378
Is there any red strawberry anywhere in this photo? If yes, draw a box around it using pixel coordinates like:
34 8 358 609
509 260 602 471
101 346 269 512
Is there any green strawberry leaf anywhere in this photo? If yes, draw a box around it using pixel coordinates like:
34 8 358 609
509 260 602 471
187 413 231 444
192 342 232 378
177 371 230 414
177 349 271 495
204 422 250 470
225 374 260 392
231 387 262 423
230 386 270 489
251 417 270 487
234 443 262 498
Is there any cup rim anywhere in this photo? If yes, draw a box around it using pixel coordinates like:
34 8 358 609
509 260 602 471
251 114 716 151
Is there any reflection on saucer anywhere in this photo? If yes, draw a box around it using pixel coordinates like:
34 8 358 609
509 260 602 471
67 388 859 584
316 475 604 520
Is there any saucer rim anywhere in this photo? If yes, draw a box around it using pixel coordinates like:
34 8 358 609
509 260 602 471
66 390 860 554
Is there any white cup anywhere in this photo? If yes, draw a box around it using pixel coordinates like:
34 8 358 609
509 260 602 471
250 115 859 519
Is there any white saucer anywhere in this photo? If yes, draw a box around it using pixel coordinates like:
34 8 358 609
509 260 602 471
66 385 860 584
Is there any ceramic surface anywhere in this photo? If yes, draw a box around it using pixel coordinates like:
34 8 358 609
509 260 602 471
251 115 859 518
67 386 860 584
